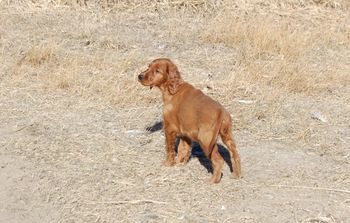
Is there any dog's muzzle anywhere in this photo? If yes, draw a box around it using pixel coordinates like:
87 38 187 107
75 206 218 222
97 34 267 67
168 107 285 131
138 74 144 81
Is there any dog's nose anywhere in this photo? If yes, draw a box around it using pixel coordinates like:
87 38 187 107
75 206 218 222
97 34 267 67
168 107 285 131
138 74 144 81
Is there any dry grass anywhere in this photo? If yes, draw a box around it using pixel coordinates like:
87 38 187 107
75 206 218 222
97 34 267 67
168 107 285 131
18 43 57 66
6 0 350 10
1 0 349 146
201 6 350 93
14 48 147 106
3 0 219 11
1 1 350 223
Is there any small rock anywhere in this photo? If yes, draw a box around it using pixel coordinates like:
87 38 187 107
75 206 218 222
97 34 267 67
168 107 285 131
264 194 274 199
238 99 254 104
178 215 185 220
158 44 167 49
140 139 152 146
311 111 327 123
125 130 144 137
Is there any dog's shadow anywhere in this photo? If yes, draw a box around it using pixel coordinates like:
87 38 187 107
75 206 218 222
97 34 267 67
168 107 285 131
146 121 163 133
146 121 233 174
182 140 233 174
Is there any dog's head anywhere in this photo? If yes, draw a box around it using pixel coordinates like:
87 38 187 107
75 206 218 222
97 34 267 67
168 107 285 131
138 58 183 94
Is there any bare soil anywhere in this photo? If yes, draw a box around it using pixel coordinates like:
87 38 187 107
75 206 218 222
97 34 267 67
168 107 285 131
1 1 349 223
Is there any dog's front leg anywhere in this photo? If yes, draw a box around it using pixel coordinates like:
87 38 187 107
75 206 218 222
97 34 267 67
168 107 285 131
164 130 177 167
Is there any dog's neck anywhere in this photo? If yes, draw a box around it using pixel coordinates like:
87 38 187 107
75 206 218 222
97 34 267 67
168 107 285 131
159 85 173 104
159 81 187 104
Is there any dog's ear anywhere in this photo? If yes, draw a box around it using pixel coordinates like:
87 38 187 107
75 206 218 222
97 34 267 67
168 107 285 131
166 61 182 95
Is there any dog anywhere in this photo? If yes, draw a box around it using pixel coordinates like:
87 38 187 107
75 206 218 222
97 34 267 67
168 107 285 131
138 58 241 183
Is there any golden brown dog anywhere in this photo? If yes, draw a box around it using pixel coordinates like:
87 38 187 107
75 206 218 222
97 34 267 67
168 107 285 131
138 58 241 183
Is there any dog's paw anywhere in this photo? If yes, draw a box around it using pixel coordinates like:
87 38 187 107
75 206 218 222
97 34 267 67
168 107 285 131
210 172 223 184
163 159 175 167
176 161 187 166
176 157 189 166
231 172 242 180
210 177 221 184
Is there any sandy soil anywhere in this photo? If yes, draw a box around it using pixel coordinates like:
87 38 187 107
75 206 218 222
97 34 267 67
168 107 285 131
1 84 349 223
1 1 349 222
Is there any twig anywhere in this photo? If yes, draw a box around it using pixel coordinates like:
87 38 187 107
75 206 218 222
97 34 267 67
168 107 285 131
86 199 168 205
268 184 350 194
14 124 34 132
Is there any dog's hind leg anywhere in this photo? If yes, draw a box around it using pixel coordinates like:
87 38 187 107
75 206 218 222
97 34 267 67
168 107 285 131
220 116 241 179
209 144 224 183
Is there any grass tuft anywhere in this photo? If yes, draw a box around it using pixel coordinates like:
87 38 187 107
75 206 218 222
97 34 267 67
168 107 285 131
19 44 56 66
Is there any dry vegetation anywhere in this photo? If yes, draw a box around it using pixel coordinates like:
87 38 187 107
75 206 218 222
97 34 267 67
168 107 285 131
0 0 349 222
202 4 350 92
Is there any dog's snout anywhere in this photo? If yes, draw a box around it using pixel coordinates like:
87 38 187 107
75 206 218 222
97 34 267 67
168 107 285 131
138 74 144 81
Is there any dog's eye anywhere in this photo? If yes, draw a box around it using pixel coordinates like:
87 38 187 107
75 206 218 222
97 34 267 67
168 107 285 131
156 69 161 74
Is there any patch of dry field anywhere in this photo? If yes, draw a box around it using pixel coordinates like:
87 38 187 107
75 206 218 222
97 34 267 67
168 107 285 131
1 0 349 222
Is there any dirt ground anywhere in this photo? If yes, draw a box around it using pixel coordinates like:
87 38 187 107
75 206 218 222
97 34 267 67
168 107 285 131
1 1 350 223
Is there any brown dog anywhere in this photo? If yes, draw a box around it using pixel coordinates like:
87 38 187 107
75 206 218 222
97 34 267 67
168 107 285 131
138 58 241 183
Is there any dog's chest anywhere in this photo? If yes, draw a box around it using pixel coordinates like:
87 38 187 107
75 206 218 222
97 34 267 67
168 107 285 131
163 103 174 116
